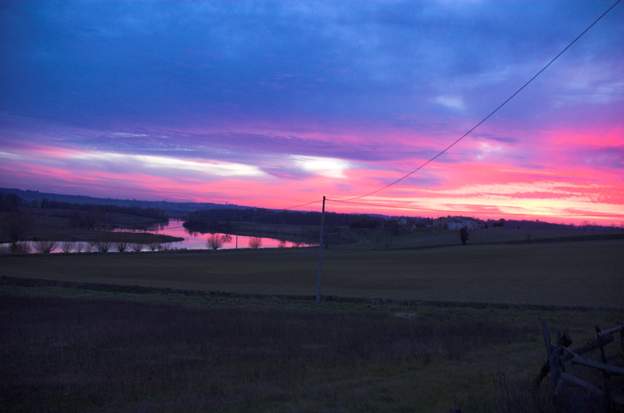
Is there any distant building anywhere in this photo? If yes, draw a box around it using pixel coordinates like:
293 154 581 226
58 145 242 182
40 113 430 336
439 217 481 231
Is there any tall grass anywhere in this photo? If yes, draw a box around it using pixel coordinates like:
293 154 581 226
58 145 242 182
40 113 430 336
1 294 531 412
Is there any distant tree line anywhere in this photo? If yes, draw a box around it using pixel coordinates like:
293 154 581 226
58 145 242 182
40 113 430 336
36 198 167 220
0 194 169 235
183 207 397 233
0 194 22 212
2 194 167 221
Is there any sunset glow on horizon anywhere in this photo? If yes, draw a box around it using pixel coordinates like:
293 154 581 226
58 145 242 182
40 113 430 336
1 1 623 225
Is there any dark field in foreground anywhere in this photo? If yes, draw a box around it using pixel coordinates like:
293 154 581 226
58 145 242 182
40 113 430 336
2 239 622 308
3 281 622 413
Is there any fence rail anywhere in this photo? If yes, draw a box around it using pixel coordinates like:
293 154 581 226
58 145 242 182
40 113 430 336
538 321 624 411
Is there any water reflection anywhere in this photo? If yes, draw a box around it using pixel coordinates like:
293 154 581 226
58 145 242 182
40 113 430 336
0 220 314 254
142 220 312 250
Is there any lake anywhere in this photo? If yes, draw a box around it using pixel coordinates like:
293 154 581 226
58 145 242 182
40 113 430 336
1 219 314 254
131 219 314 250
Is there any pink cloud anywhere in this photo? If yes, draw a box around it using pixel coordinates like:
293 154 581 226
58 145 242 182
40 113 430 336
1 119 623 226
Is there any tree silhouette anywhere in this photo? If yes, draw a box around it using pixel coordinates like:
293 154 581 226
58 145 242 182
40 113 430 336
248 237 262 249
96 241 112 253
6 212 32 244
61 241 75 253
207 234 224 250
33 240 57 254
459 227 469 245
131 243 143 252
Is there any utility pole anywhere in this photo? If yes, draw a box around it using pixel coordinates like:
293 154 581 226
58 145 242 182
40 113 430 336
315 195 326 304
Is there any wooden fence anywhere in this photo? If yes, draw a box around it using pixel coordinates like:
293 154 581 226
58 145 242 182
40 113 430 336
538 321 624 411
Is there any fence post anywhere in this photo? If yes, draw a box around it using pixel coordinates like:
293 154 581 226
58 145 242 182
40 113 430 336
595 326 612 412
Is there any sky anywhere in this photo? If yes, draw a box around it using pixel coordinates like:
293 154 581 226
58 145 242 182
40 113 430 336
0 0 623 224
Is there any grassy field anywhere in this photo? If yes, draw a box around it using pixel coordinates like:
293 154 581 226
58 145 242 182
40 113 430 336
1 239 622 308
2 239 622 412
353 226 624 250
2 278 622 413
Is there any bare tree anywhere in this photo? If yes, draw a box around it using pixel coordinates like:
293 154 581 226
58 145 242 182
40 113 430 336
61 241 75 253
459 227 469 245
116 242 128 253
10 241 31 254
5 212 32 253
248 237 262 249
33 240 57 254
278 240 287 248
87 241 98 253
148 243 161 252
221 233 232 243
131 243 143 252
6 212 32 242
74 242 84 253
96 241 112 253
207 234 224 250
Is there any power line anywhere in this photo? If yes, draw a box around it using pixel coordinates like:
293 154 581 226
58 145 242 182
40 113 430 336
334 0 621 202
281 199 321 211
327 197 425 211
194 0 620 216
